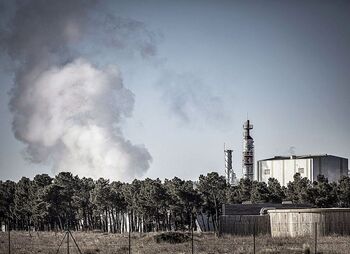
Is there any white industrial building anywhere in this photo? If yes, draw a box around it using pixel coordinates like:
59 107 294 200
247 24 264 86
257 155 348 186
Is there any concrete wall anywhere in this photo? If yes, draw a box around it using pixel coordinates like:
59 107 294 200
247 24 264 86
268 208 350 237
219 215 270 235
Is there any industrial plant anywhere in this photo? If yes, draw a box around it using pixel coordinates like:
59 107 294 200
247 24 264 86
218 119 350 237
225 119 349 185
258 154 348 186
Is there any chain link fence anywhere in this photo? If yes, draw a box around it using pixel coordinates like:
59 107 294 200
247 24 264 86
1 223 350 254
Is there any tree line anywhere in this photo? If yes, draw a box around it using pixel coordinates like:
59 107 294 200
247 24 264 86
1 172 350 233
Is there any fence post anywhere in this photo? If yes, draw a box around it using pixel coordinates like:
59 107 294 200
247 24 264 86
68 231 82 254
67 230 70 254
253 221 256 254
314 222 317 254
128 225 131 254
8 221 11 254
191 213 194 254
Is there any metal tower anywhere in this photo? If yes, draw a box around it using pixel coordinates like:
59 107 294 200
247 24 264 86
224 146 237 185
242 120 254 180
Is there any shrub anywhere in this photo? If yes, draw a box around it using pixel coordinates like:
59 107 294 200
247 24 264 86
154 232 190 244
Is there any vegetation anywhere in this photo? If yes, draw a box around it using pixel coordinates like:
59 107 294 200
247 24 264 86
1 231 350 254
154 232 190 244
1 172 350 232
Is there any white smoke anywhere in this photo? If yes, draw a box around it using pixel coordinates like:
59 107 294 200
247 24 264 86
12 59 151 180
1 0 153 180
157 71 231 126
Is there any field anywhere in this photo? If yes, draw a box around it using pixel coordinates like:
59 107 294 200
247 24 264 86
1 231 350 254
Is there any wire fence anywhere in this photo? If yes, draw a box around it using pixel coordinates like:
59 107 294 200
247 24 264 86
1 223 350 254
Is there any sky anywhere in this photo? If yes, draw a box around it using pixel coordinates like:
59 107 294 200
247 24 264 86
0 0 349 182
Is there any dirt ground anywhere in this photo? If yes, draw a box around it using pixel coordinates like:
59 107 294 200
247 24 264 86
1 231 350 253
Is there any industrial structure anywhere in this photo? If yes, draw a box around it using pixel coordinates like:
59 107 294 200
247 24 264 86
257 155 349 186
218 119 350 238
268 208 350 237
219 204 350 237
242 120 254 180
223 119 348 185
224 148 236 185
219 203 311 235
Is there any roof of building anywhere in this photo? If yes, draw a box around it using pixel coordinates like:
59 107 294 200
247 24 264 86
267 208 350 214
258 154 348 162
222 203 312 216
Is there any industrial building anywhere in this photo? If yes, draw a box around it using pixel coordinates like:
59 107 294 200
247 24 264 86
223 119 348 186
257 155 348 185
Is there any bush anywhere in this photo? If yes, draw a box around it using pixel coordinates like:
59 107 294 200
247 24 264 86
154 232 190 244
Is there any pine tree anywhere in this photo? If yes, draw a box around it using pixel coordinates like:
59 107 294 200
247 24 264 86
337 176 350 207
251 181 270 203
267 178 285 203
14 177 32 230
286 173 311 204
197 172 227 232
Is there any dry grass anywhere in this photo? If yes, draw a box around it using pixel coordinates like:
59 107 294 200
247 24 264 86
1 231 350 253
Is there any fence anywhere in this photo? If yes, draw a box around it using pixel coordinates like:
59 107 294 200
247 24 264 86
219 215 270 235
1 223 350 253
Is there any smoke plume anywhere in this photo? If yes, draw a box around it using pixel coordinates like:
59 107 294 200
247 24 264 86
288 146 296 156
157 71 231 126
1 0 153 180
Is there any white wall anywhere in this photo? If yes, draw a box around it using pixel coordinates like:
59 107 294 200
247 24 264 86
258 156 348 185
258 158 312 186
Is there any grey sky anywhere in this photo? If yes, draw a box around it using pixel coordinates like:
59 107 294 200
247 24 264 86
0 0 349 181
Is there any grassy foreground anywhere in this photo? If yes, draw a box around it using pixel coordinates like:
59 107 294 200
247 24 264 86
1 231 350 253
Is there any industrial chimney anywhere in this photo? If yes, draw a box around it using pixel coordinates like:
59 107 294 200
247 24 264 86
242 120 254 180
224 147 236 185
